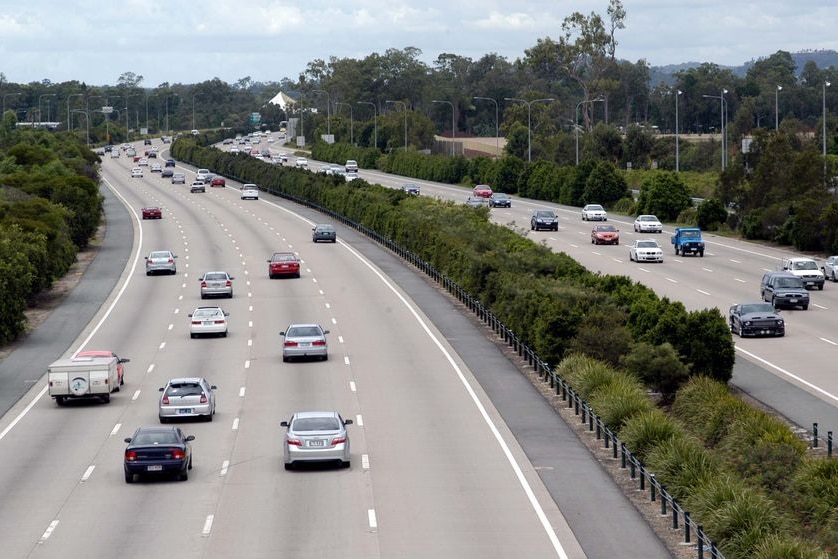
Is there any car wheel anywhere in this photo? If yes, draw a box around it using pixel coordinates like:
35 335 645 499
159 416 167 424
802 304 809 310
55 396 65 406
146 271 151 276
818 284 824 291
228 292 233 298
771 297 778 309
269 274 275 279
284 463 294 471
699 251 704 257
322 354 329 362
125 472 134 484
282 355 289 363
530 224 535 230
190 333 196 339
729 320 735 333
674 247 679 255
205 412 213 422
341 460 350 469
737 323 744 337
200 294 205 300
178 470 188 481
188 457 193 470
221 331 228 338
101 393 110 404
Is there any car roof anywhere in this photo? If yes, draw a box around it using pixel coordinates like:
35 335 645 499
293 411 340 420
133 425 178 435
166 377 206 385
286 323 321 329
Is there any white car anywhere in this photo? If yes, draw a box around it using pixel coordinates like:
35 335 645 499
195 168 212 183
131 167 143 178
628 239 664 263
189 306 228 338
581 204 607 221
241 184 259 200
822 255 838 282
150 162 162 173
633 214 663 233
782 257 825 290
295 157 308 168
138 158 149 167
230 146 240 154
190 182 206 193
345 159 358 173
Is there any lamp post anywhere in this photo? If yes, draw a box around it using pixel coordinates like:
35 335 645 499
385 100 408 150
335 102 353 144
775 85 782 130
356 101 377 149
702 89 728 170
432 99 456 156
312 89 331 137
165 94 178 134
71 109 90 147
191 93 204 132
125 93 141 139
505 97 554 162
675 89 683 172
38 93 56 127
824 81 831 178
2 92 20 117
145 92 150 133
67 93 83 131
573 97 603 165
473 96 499 158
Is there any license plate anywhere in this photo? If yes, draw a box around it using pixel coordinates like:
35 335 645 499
789 299 798 303
203 321 212 325
147 465 163 472
308 440 324 447
178 408 192 414
299 342 311 347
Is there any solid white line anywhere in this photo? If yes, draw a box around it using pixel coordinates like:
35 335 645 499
232 418 240 430
146 364 155 373
81 465 95 482
244 360 250 369
40 520 59 541
239 386 246 397
735 346 838 403
110 423 122 436
819 337 838 346
368 509 377 529
219 460 230 476
349 381 356 392
202 515 214 536
356 414 364 426
362 454 370 469
132 390 141 401
696 289 711 295
344 356 350 366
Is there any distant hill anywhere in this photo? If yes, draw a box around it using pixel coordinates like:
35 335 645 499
649 49 838 85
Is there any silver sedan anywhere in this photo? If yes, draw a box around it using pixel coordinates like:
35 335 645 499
199 271 234 298
145 250 177 275
159 377 217 422
280 411 353 470
280 323 329 362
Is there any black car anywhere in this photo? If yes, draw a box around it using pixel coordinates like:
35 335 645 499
489 193 512 208
728 302 785 337
531 210 559 231
165 159 176 167
123 426 194 483
143 139 152 145
402 183 421 196
312 224 337 243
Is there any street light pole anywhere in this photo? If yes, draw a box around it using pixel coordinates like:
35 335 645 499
71 109 90 147
335 102 354 144
356 101 377 149
824 81 831 178
775 85 782 130
192 93 204 131
473 96 499 158
505 97 554 162
165 94 178 134
675 90 683 172
3 92 21 119
38 93 56 127
432 99 456 156
702 90 728 171
312 89 331 137
67 93 83 131
573 97 603 165
385 100 408 150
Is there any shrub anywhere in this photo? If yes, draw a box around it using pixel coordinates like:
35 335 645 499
703 491 791 559
635 171 692 221
618 409 684 461
696 197 729 230
749 535 829 559
645 436 719 501
588 374 652 429
557 354 617 400
620 341 691 400
791 457 838 529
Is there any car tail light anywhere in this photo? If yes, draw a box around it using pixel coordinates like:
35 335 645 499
162 395 170 405
191 320 201 325
172 449 186 460
167 258 174 263
287 438 302 446
199 393 207 404
284 341 298 347
225 280 232 287
125 451 137 462
201 281 207 288
331 437 346 446
214 320 225 324
312 340 326 346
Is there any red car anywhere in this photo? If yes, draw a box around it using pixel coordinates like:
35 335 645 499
142 207 162 219
591 224 620 245
267 252 301 279
472 184 493 198
76 350 130 387
133 155 142 163
210 176 226 187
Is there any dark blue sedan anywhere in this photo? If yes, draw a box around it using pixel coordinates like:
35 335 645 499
124 426 194 483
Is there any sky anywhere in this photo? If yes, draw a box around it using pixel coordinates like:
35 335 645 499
1 0 837 87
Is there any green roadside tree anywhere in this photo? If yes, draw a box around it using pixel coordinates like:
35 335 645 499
635 171 692 221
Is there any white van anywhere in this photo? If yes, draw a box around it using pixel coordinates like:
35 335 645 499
345 160 359 173
48 355 124 405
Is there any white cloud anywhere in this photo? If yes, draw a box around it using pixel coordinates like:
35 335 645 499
474 12 538 30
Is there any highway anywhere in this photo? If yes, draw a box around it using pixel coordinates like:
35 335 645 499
0 139 678 558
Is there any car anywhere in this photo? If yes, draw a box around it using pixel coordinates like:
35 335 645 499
123 426 193 483
222 138 233 145
195 168 212 183
138 158 149 166
345 159 359 173
161 136 171 144
191 129 199 136
267 136 275 143
76 350 129 387
317 164 332 175
260 149 271 158
231 146 241 154
110 150 119 159
344 173 359 182
190 181 206 193
760 271 810 310
782 257 825 290
728 302 785 337
145 250 177 275
295 157 308 168
531 210 559 231
280 323 330 362
278 152 289 163
142 207 162 220
280 411 353 470
402 183 421 196
241 184 259 200
126 148 136 157
591 224 620 245
633 214 663 233
161 168 174 178
267 252 301 278
822 255 838 282
210 176 226 187
143 139 152 146
489 193 512 208
312 224 337 243
582 204 608 221
628 239 664 262
249 148 261 157
147 151 157 159
150 162 162 173
94 147 106 156
189 306 229 338
131 167 143 178
465 196 488 208
472 184 493 198
199 271 234 299
158 378 217 423
165 159 176 167
171 173 186 184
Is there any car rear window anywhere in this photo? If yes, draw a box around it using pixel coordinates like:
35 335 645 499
272 253 296 262
150 251 171 258
133 431 179 445
287 326 322 337
204 273 227 281
193 308 221 318
293 417 340 431
165 383 202 396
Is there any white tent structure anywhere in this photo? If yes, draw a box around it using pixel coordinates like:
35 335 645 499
265 91 297 110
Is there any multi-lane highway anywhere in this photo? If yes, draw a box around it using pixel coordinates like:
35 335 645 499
0 139 678 558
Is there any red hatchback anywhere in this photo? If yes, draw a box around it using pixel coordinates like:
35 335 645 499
267 252 301 279
142 206 162 219
210 177 226 187
591 224 620 245
472 184 493 198
76 350 130 387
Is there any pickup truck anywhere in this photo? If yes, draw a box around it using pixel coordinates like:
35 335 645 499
671 227 705 257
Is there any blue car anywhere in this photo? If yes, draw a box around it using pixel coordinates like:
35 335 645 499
124 426 194 483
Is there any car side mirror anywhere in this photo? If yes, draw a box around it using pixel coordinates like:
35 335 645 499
210 385 217 389
224 312 230 316
229 277 235 280
280 421 289 427
159 387 165 392
119 358 130 363
124 438 132 443
173 255 178 259
266 259 271 263
323 330 330 335
344 419 354 425
279 331 286 336
188 314 193 317
185 435 195 442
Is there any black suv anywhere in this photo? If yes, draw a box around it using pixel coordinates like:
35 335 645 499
531 210 559 231
760 272 810 310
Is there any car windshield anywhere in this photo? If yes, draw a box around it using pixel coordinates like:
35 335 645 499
493 194 509 199
637 241 659 248
132 431 179 445
193 308 222 318
287 326 322 337
596 225 617 232
165 383 203 396
536 211 555 218
293 417 340 431
775 278 803 288
587 205 604 211
149 251 171 259
204 273 227 281
681 230 699 238
272 253 296 262
792 261 817 270
740 303 775 314
639 216 657 222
